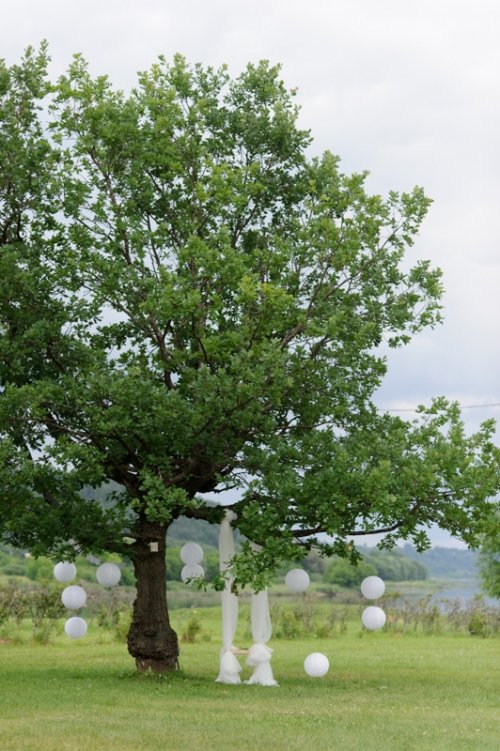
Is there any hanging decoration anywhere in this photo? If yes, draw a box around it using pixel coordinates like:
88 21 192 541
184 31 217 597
285 568 310 593
54 562 88 639
61 584 87 610
245 543 278 686
181 563 205 583
55 556 123 640
180 542 204 565
96 562 121 587
360 575 386 630
53 562 77 583
361 606 386 631
360 575 385 600
64 616 88 639
179 542 205 584
215 510 242 684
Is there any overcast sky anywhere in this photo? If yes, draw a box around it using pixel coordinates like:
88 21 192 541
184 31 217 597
3 1 499 546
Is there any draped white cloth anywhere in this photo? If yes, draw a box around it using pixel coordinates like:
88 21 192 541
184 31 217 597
215 510 242 684
245 544 278 686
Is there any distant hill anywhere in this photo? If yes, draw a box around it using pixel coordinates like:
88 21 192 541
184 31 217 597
167 516 220 548
167 515 245 549
400 544 480 579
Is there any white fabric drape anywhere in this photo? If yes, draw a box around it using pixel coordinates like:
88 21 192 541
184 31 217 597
245 544 278 686
215 510 242 684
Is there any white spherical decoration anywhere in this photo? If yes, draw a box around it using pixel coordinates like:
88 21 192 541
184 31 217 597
53 562 77 583
304 652 330 677
360 575 385 600
181 563 204 583
61 585 87 610
180 542 204 565
285 568 310 593
362 606 386 631
64 616 88 639
96 562 121 587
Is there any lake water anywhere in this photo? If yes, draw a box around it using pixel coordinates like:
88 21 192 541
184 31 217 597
388 579 498 607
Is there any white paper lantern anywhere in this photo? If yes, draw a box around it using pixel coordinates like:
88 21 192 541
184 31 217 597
304 652 329 677
64 616 88 639
285 568 310 593
96 562 121 587
361 575 385 600
361 606 386 631
61 585 87 610
181 563 204 583
180 542 204 565
53 562 77 583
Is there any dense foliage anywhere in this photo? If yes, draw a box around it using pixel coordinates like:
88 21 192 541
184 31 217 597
1 44 499 668
479 517 500 599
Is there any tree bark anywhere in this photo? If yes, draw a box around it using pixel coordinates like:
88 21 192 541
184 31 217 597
127 519 179 672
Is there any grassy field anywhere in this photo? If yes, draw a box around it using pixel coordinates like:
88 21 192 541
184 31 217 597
1 608 499 751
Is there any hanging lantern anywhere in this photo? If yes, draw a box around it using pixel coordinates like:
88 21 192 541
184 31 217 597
64 616 88 639
304 652 329 677
180 542 204 565
361 606 386 631
285 568 310 593
181 563 204 583
61 585 87 610
96 562 121 587
360 576 385 600
53 562 77 583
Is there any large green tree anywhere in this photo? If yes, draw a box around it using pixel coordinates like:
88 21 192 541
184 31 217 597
478 516 500 599
1 46 499 671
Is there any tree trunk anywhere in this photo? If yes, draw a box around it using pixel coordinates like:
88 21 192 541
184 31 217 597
127 519 179 673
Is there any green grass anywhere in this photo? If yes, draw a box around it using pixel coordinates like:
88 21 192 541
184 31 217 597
1 609 499 751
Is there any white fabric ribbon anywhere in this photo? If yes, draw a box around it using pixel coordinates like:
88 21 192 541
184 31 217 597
215 510 242 684
245 545 278 686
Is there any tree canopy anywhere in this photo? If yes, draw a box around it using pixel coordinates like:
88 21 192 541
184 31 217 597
478 516 500 599
1 45 499 668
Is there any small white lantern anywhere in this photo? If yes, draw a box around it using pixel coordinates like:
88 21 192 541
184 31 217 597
65 616 88 639
360 575 385 600
362 606 386 631
181 563 204 583
61 585 87 610
304 652 329 677
53 562 77 583
180 542 204 565
285 568 310 593
96 562 121 587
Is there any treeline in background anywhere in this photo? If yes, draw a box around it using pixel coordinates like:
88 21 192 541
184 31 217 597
0 515 481 589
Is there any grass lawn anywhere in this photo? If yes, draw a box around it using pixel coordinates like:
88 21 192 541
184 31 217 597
0 609 499 751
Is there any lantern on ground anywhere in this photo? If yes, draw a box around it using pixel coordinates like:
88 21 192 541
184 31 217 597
360 576 385 600
362 606 386 631
180 542 204 565
65 617 88 639
53 562 77 583
285 568 310 593
181 563 204 583
96 562 121 587
61 585 87 610
304 652 329 677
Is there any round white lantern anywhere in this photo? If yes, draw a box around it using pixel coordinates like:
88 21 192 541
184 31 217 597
96 562 121 587
53 562 77 583
181 563 204 583
285 568 310 593
304 652 329 677
360 575 385 600
361 606 386 631
180 542 204 565
65 616 88 639
61 585 87 610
